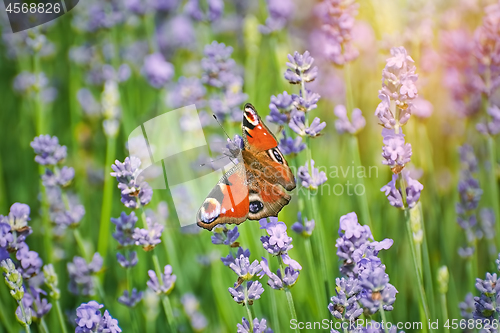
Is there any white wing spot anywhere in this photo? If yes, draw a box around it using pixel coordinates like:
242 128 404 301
257 126 262 129
231 208 234 212
264 133 267 135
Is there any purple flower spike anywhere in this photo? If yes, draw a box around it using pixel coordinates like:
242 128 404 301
228 280 264 305
68 253 103 296
111 211 138 247
147 265 176 295
477 105 500 136
75 301 121 333
30 135 67 165
237 317 273 333
381 128 412 172
291 212 315 237
259 0 294 35
285 51 318 84
0 203 31 232
334 105 366 134
230 254 262 280
118 288 143 308
16 243 42 279
279 130 306 155
380 174 404 209
132 217 164 251
404 171 424 208
267 106 289 126
111 156 153 209
317 0 359 65
116 251 138 268
297 160 327 190
142 53 174 89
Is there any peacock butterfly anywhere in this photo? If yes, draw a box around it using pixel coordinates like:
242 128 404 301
196 103 296 230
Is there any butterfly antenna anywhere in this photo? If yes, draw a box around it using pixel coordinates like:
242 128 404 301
212 114 232 141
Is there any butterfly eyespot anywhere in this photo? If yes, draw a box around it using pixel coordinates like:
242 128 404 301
249 201 264 214
268 148 284 164
199 198 221 223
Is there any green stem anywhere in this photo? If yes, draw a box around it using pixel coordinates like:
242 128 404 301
97 135 117 257
18 300 31 333
73 229 88 261
351 135 373 234
304 238 327 317
161 295 177 333
405 210 432 331
55 301 68 333
487 137 500 248
39 319 49 333
244 281 254 330
310 194 331 301
378 303 389 333
440 294 450 333
278 258 299 333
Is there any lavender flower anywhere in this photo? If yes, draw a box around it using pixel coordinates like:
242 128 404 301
201 41 236 88
16 243 43 279
111 211 138 247
477 105 500 136
147 265 176 295
185 0 223 22
30 135 67 165
289 112 326 137
132 216 164 251
0 203 31 232
381 129 412 172
230 254 262 281
460 293 475 320
259 0 294 35
221 247 250 266
279 130 306 155
285 51 318 84
118 288 143 307
237 317 274 333
111 156 153 209
167 77 206 109
316 0 359 65
67 253 103 296
291 212 315 237
334 105 366 134
142 53 175 89
75 301 121 333
228 280 264 305
297 160 327 190
116 251 138 268
381 172 422 209
41 167 75 187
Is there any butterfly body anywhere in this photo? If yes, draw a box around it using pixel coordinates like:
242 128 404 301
197 103 296 230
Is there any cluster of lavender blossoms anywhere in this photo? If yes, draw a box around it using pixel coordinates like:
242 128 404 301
0 204 51 326
67 253 103 296
456 145 496 258
210 224 274 332
259 0 295 35
31 135 85 234
460 253 500 325
330 212 397 331
266 51 327 195
185 0 224 23
316 0 359 66
258 218 302 290
201 41 248 122
376 47 424 209
75 301 121 333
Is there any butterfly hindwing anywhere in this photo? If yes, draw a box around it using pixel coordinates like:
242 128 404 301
196 162 249 230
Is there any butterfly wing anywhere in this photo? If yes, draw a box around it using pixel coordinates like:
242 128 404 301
241 103 296 220
196 162 249 230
